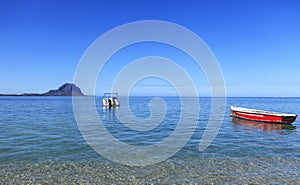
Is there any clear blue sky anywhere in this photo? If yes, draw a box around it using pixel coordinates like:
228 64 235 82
1 0 299 96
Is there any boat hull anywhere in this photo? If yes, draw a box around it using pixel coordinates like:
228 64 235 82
230 106 297 124
102 98 120 107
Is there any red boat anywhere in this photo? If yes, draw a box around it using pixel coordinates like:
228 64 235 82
230 106 297 124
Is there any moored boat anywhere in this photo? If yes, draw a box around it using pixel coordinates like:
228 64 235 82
102 93 120 107
230 106 297 124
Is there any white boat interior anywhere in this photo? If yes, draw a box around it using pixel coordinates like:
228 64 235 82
230 106 295 117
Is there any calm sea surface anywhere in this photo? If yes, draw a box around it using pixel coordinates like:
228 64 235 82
1 96 300 184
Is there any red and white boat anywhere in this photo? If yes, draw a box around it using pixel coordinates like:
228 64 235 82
230 106 297 124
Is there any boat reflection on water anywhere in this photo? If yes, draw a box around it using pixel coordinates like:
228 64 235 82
102 106 119 117
102 106 119 111
100 106 120 123
231 117 296 132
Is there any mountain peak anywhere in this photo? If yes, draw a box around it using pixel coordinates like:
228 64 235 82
43 83 84 96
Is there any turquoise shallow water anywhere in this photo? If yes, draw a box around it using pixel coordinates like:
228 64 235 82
1 96 300 184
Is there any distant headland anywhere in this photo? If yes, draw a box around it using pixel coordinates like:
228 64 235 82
0 83 84 96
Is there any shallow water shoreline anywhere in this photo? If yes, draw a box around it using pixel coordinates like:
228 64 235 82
2 157 300 184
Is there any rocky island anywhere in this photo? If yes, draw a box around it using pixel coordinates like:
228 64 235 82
0 83 84 96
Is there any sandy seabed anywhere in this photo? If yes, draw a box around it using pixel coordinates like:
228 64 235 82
1 157 300 184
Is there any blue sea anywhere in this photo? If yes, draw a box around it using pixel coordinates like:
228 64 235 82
1 96 300 184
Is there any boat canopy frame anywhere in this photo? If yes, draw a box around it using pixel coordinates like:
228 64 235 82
103 93 119 98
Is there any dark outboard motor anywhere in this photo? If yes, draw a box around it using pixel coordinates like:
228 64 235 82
108 98 112 107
